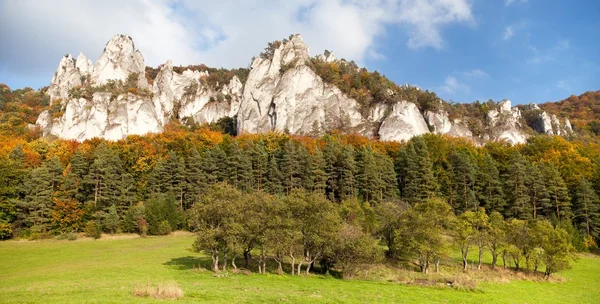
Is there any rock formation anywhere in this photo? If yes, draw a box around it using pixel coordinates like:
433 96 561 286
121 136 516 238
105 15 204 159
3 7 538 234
37 34 573 144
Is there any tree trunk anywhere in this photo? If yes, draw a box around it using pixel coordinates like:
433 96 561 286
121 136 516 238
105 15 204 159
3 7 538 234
462 248 468 271
297 260 303 276
502 250 507 270
212 252 219 273
435 258 440 273
424 260 430 274
478 246 483 270
275 259 283 275
491 252 497 270
243 250 250 268
222 250 228 272
232 255 238 272
290 253 296 276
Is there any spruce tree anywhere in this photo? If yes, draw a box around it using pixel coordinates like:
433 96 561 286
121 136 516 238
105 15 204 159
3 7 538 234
338 144 357 200
265 154 283 194
376 153 399 201
525 163 549 219
476 153 505 213
280 141 302 194
17 165 53 230
357 147 380 202
249 140 269 191
227 143 253 191
449 150 477 213
185 148 206 207
573 178 600 239
505 150 531 219
402 138 438 205
541 163 571 222
85 143 123 210
309 147 327 194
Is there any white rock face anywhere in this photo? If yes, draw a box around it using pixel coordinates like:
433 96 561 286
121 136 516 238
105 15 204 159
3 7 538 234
564 119 573 133
38 35 240 141
38 33 575 144
91 35 147 88
379 101 430 142
48 54 93 102
486 100 528 144
424 110 472 138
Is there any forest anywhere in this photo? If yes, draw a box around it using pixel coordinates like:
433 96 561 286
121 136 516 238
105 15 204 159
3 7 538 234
1 83 600 279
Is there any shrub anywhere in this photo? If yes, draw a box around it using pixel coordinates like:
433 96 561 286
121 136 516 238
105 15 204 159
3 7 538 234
157 220 172 236
56 232 77 241
138 218 149 237
0 222 12 240
85 221 102 239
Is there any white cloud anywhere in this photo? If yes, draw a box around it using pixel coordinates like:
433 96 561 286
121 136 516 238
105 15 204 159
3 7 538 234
0 0 474 83
527 40 570 64
503 26 515 40
502 21 526 41
462 69 490 78
440 76 470 95
505 0 528 6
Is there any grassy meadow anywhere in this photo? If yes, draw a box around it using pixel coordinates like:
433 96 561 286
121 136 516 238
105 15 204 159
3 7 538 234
1 233 599 303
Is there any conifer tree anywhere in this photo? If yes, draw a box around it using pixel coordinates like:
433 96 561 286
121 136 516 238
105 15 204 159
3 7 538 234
449 150 477 213
280 141 302 194
541 163 571 222
402 138 438 205
17 165 53 230
573 178 600 239
46 156 63 193
249 141 269 191
338 144 357 200
185 148 206 207
85 143 123 210
357 147 380 202
265 154 283 194
310 147 327 194
227 143 253 191
525 163 549 219
476 153 505 214
376 153 399 201
505 150 531 219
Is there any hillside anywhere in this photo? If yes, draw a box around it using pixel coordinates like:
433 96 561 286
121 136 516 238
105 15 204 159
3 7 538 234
539 91 600 136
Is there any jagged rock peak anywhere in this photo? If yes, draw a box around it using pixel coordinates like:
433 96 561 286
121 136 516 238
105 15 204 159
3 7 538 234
498 99 512 113
91 34 147 87
48 53 92 101
316 50 336 63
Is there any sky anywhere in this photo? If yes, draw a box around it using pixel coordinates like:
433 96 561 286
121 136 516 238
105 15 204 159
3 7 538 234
0 0 598 105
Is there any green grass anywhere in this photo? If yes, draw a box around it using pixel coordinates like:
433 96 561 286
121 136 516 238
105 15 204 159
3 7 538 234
1 234 599 303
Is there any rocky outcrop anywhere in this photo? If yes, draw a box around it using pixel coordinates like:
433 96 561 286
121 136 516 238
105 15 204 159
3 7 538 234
424 110 473 138
48 53 93 101
37 33 575 144
37 34 240 141
379 101 429 142
91 35 147 88
486 100 529 144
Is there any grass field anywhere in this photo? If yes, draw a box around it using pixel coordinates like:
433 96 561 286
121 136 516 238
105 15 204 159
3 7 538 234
1 233 599 303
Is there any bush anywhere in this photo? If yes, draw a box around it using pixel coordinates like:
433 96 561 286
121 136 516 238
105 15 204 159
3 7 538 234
156 220 172 236
0 222 12 240
56 232 77 241
85 221 102 239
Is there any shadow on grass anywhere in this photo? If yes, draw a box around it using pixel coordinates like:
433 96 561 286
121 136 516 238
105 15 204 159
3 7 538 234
164 256 213 271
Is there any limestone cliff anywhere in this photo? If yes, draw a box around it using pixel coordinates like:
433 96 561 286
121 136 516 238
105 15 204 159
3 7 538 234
37 34 574 144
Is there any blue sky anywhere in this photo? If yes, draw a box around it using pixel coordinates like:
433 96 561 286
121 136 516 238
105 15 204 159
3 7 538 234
0 0 598 105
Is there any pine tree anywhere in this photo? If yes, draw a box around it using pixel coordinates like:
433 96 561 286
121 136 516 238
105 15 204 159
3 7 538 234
401 138 438 205
46 156 63 193
323 136 341 200
525 163 549 219
249 141 269 191
338 144 357 200
449 150 477 213
227 143 253 191
265 154 283 194
376 153 399 201
310 147 327 194
476 153 505 213
85 143 123 210
185 148 206 207
16 165 53 230
505 150 531 219
357 147 380 202
573 178 600 239
541 163 571 222
280 141 302 194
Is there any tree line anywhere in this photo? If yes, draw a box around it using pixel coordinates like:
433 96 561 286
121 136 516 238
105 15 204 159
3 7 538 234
0 130 599 276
